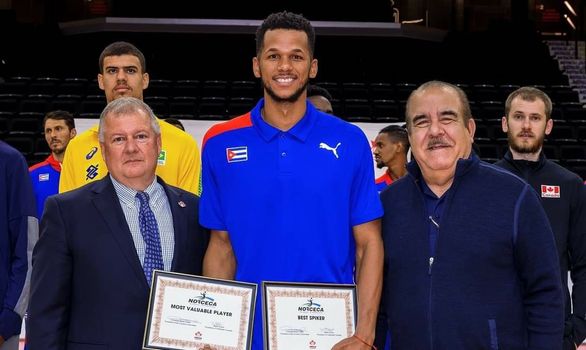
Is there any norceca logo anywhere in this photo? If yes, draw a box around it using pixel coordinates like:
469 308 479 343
188 291 217 307
298 298 324 313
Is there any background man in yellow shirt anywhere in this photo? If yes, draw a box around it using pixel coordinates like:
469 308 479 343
59 41 201 194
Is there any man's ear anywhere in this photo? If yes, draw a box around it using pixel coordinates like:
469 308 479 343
142 72 150 90
97 74 105 91
252 57 261 78
501 116 508 133
544 118 553 136
309 58 318 79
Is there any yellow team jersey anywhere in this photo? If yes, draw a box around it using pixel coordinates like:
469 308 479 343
59 119 201 195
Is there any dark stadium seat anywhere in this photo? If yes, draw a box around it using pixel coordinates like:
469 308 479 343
148 79 172 97
374 115 402 123
331 98 344 115
372 99 400 121
562 106 586 120
173 80 200 98
0 81 28 95
476 143 502 162
315 82 341 99
0 116 9 139
28 77 60 96
394 83 417 101
86 79 103 96
230 80 259 99
198 96 227 118
20 94 51 113
9 118 42 136
542 144 560 161
168 96 197 116
369 83 394 101
551 85 580 103
59 78 89 96
227 97 255 117
79 113 101 119
18 112 44 125
201 80 228 98
4 136 35 158
0 94 22 113
50 95 82 115
472 84 499 102
33 137 50 158
577 126 586 142
478 100 504 121
560 145 586 162
144 96 169 116
168 113 195 120
549 125 578 144
343 98 372 120
80 98 106 114
474 124 492 143
497 84 520 100
342 82 370 100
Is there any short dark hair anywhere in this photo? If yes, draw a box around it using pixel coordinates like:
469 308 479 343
379 124 409 155
255 11 315 57
98 41 147 74
307 84 333 101
164 117 185 131
504 86 553 120
43 110 75 130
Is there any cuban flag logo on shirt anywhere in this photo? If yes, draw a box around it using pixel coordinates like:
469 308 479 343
226 146 248 163
541 184 560 198
39 173 50 181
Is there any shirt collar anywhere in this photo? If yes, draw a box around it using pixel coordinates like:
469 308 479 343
503 148 547 170
407 152 480 185
110 175 162 207
250 98 318 142
46 154 61 172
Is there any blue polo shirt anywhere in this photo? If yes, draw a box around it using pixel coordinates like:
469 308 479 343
29 154 61 219
200 99 383 350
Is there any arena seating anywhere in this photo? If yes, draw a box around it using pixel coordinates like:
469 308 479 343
0 76 584 179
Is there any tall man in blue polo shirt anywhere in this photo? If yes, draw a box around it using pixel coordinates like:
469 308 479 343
200 11 384 350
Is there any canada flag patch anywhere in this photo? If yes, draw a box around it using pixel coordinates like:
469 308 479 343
541 185 560 198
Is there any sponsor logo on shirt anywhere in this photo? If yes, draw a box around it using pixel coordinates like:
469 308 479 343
158 150 167 165
39 173 49 181
319 142 341 159
86 164 99 181
541 184 560 198
226 146 248 163
86 147 98 160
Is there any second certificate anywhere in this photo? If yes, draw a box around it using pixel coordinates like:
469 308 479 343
262 282 356 350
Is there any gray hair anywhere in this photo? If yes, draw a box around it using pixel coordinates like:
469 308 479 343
98 97 160 142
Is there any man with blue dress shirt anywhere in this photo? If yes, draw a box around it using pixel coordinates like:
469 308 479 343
27 97 208 349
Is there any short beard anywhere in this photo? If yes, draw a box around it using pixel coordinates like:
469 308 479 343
508 131 544 155
51 147 65 156
376 161 385 169
263 77 309 104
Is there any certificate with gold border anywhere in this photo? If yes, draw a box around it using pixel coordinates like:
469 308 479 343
143 271 256 350
262 281 357 350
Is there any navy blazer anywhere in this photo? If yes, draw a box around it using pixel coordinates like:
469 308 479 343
27 176 208 349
